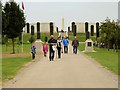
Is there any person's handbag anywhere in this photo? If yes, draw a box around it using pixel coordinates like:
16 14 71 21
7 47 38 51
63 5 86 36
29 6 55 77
52 45 56 51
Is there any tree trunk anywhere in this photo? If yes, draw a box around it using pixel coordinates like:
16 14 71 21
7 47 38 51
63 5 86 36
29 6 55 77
12 38 15 54
107 40 110 51
116 40 118 52
6 44 7 52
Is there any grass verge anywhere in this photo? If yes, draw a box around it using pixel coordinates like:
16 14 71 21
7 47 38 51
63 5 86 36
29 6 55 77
78 43 119 75
2 57 32 81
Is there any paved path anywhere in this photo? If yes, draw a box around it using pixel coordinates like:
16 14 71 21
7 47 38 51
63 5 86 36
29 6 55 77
4 45 118 88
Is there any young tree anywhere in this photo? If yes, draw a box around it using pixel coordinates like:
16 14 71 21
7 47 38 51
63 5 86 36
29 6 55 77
2 1 25 53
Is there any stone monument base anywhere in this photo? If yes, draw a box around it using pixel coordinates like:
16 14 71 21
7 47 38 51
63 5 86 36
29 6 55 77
82 39 96 52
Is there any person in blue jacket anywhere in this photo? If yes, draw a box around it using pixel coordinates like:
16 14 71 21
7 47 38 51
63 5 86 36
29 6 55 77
62 36 69 53
31 42 36 59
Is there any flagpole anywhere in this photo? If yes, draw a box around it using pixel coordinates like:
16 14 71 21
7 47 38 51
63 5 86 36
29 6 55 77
22 1 25 53
22 31 23 53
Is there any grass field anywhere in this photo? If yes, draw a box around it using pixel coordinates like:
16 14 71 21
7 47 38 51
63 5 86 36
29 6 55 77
2 57 32 81
68 32 96 42
78 43 119 75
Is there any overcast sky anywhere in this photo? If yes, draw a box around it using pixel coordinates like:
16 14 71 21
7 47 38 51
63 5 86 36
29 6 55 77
1 0 118 30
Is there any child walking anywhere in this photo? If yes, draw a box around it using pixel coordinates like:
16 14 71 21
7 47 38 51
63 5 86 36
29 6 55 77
31 42 36 59
43 42 48 57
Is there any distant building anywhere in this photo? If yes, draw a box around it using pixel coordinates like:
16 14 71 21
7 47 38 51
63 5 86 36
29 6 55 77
23 22 100 33
68 22 99 33
23 22 57 33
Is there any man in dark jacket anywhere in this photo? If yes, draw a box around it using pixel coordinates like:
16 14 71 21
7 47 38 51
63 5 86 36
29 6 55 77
72 37 79 54
48 35 57 61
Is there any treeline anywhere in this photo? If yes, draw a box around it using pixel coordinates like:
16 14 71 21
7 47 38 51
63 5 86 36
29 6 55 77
98 17 120 51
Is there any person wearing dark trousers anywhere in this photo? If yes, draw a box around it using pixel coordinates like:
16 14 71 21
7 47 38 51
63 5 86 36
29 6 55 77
64 46 68 53
57 37 62 59
62 36 69 53
72 37 79 54
31 42 36 59
48 35 57 61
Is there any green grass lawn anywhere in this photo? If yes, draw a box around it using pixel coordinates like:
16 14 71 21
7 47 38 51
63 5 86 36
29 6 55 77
2 32 59 53
78 43 119 75
2 44 31 53
68 33 96 42
22 32 59 44
2 57 32 81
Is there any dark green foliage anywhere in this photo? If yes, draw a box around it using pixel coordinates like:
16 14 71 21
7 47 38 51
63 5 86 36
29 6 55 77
2 1 25 53
44 36 48 42
99 17 120 51
29 36 36 43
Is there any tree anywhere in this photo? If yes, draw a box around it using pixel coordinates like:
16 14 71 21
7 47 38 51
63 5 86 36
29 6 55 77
100 17 120 51
2 1 25 53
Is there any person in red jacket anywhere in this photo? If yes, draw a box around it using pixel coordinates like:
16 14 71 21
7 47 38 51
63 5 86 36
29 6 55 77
43 42 48 57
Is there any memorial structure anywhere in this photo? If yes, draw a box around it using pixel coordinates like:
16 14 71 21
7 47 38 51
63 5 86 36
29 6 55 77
83 39 95 52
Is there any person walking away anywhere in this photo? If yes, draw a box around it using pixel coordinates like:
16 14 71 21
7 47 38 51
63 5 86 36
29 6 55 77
31 42 36 59
48 35 57 61
62 36 69 53
43 42 48 57
57 37 62 59
72 37 79 54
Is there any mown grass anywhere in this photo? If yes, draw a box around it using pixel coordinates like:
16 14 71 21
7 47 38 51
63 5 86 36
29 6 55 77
78 43 119 75
68 32 96 42
2 57 32 81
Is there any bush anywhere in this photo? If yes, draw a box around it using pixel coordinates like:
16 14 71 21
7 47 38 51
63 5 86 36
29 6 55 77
29 36 36 43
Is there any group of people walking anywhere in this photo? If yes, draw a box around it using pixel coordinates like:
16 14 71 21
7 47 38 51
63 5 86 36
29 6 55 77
31 35 79 61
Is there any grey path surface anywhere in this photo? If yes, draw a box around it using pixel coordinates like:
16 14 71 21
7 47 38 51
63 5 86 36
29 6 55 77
3 45 118 88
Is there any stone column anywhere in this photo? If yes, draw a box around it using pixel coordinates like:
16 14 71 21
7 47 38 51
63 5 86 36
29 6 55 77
72 22 75 33
37 22 40 39
85 22 89 40
91 25 94 36
31 25 34 35
68 26 70 33
86 31 90 40
56 27 58 33
96 22 99 38
27 23 30 33
74 25 77 36
50 22 53 36
85 22 88 33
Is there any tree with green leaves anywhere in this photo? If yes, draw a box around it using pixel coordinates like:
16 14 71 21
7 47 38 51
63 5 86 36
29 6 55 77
2 1 25 53
100 17 120 51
